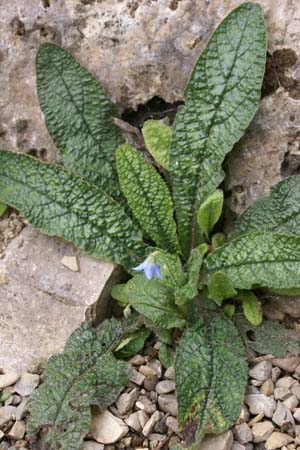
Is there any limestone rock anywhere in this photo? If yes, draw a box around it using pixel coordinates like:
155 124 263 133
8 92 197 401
82 442 104 450
198 430 233 450
0 371 20 389
89 409 129 444
249 361 272 381
157 394 178 416
125 411 142 433
6 420 26 440
14 372 39 396
234 423 252 444
245 394 276 418
0 406 17 427
265 432 294 450
272 355 300 373
116 388 138 415
155 380 175 395
252 421 274 443
272 401 294 427
0 226 120 373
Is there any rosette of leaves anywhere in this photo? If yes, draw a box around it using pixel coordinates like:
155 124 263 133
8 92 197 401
2 3 300 449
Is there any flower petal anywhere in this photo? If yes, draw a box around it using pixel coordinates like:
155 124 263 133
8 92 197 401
153 264 162 279
144 262 155 280
132 260 148 272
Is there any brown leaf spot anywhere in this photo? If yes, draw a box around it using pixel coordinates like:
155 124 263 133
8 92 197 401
183 417 199 447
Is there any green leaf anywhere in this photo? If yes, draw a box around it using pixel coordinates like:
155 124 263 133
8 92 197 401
115 275 186 329
197 190 224 238
235 315 300 357
238 291 262 326
223 303 235 319
234 176 300 237
175 313 248 446
116 145 179 253
114 327 151 359
207 272 237 305
212 232 226 249
37 43 125 199
203 232 300 290
28 316 140 450
0 201 7 217
158 343 175 369
0 151 146 269
175 247 205 305
142 119 171 170
152 250 186 289
169 3 266 256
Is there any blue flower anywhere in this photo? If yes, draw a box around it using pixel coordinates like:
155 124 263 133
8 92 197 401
133 257 162 281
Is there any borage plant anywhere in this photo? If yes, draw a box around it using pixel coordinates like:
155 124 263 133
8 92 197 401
1 3 299 449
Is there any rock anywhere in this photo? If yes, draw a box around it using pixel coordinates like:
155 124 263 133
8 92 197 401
13 372 39 396
283 395 299 410
276 377 297 390
260 379 274 396
265 432 294 450
137 410 149 429
272 367 282 383
293 408 300 421
271 355 300 373
116 388 138 415
129 355 145 366
0 226 121 373
0 406 17 427
148 361 162 379
155 380 175 395
61 255 79 272
157 394 178 416
125 411 142 433
198 430 233 450
234 423 252 444
252 421 274 443
89 409 129 444
249 361 273 381
0 431 4 440
245 394 276 418
130 369 145 386
274 387 291 400
143 376 158 392
15 397 29 421
0 371 20 389
148 433 165 441
164 367 175 380
82 442 104 450
142 411 160 436
272 401 294 427
291 383 300 400
166 416 180 435
139 366 157 377
232 443 246 450
136 396 156 415
238 404 250 423
6 421 26 440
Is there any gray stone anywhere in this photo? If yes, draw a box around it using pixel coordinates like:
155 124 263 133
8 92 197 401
82 442 104 450
116 388 138 415
260 379 274 396
155 380 175 395
166 416 180 436
272 401 294 427
234 423 252 444
164 367 175 380
0 406 17 427
88 409 129 444
265 432 294 450
271 367 282 383
271 355 300 373
157 394 178 416
139 366 157 377
276 377 297 390
137 410 149 429
0 226 120 373
14 372 39 396
293 408 300 421
283 394 299 410
125 411 142 433
232 443 246 450
130 369 145 386
6 421 26 440
249 361 272 381
245 394 276 418
148 360 162 379
252 421 274 443
198 430 233 450
142 411 160 437
0 371 20 389
274 387 291 401
291 383 300 400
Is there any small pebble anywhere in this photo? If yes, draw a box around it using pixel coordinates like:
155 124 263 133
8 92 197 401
260 379 274 396
274 387 290 401
234 423 252 444
0 371 20 389
164 367 175 380
139 366 157 377
129 355 145 366
166 416 180 435
271 367 281 383
245 394 276 418
14 373 39 396
158 394 178 416
143 376 158 392
130 369 145 386
283 395 299 410
155 380 175 395
142 411 160 437
265 431 294 450
252 421 274 443
61 255 79 272
249 361 272 381
7 421 26 440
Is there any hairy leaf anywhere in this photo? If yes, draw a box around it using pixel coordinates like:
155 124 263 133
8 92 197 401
212 232 227 249
197 190 224 238
152 250 186 289
203 232 300 290
169 3 266 255
175 247 205 305
238 291 262 326
0 201 7 217
234 176 300 236
142 120 171 170
0 151 146 269
28 317 140 450
116 145 179 252
37 43 125 198
207 272 237 305
175 313 248 446
235 315 300 357
114 327 151 359
114 275 186 329
158 343 175 369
